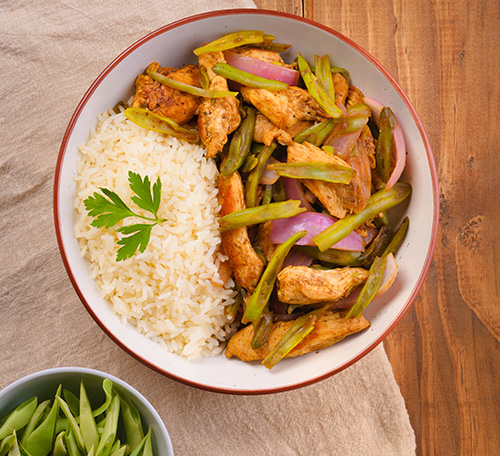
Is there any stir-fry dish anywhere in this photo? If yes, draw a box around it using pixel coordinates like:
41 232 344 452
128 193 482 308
84 30 411 369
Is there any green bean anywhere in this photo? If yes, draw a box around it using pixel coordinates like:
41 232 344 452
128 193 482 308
251 311 273 350
117 393 144 451
374 210 392 228
62 390 79 419
347 103 372 118
297 54 342 118
225 285 243 319
242 230 306 325
124 108 200 144
240 153 258 173
262 312 317 369
295 246 362 267
79 382 98 453
293 119 336 146
376 107 398 183
193 30 268 56
63 429 82 456
212 62 289 90
128 434 147 456
272 178 286 202
218 200 306 232
357 225 392 267
0 397 38 441
245 143 277 208
312 182 412 251
331 115 369 135
19 400 50 447
220 107 256 176
95 395 120 456
110 445 126 456
25 386 61 456
147 69 237 98
55 397 84 454
346 256 387 318
254 41 292 52
0 432 15 456
267 162 356 184
52 432 68 456
92 380 113 418
314 55 335 101
142 428 153 456
261 185 273 205
382 216 409 258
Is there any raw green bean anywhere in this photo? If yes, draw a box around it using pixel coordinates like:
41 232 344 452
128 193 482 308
0 432 15 456
79 382 98 453
267 162 356 184
261 185 273 205
312 182 412 251
346 256 387 318
376 107 398 183
6 433 20 456
245 143 277 208
220 107 256 176
293 119 336 146
212 62 289 90
242 230 306 325
63 429 82 456
117 393 144 451
194 30 267 56
62 390 79 419
297 54 342 118
95 395 120 456
92 380 113 418
295 246 362 267
129 435 147 456
262 312 317 369
124 108 200 144
109 446 126 456
147 69 237 98
314 55 335 101
0 397 38 440
142 428 153 456
52 432 67 456
218 200 306 232
382 216 409 258
251 311 274 350
19 400 50 447
55 397 84 454
357 225 392 267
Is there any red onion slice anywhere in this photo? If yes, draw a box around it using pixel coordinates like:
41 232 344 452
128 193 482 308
282 176 314 211
260 157 281 185
270 212 365 251
363 97 406 189
282 247 314 269
224 51 300 86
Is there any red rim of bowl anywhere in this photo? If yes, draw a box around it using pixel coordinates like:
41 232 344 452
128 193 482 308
53 8 439 395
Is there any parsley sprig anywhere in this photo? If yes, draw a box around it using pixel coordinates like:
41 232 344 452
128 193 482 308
84 171 166 261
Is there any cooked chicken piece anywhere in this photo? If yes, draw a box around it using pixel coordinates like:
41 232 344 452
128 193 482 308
287 141 353 218
254 221 277 262
241 86 329 130
334 126 375 214
226 46 285 65
197 51 241 157
225 310 370 361
333 73 349 107
218 172 265 292
276 265 369 305
131 62 201 125
253 113 313 146
346 85 365 107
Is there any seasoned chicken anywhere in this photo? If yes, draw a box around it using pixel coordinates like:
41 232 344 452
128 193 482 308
346 85 365 107
241 86 329 130
218 172 265 292
197 51 241 157
333 73 349 107
253 112 313 146
131 62 201 125
226 46 285 65
225 310 370 361
287 141 353 218
276 265 369 305
254 221 277 262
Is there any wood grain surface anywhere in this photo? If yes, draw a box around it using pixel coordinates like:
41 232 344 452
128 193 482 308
253 0 500 454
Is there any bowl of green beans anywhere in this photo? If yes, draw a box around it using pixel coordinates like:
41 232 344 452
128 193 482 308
0 367 174 455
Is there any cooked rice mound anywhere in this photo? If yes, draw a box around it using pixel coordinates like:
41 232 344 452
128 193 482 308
74 110 236 360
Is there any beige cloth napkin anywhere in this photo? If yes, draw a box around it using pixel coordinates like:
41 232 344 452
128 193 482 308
0 1 416 454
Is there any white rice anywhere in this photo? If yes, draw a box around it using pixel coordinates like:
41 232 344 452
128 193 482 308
74 109 236 360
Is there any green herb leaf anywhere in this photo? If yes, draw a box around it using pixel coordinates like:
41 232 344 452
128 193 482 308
128 172 162 217
116 224 154 262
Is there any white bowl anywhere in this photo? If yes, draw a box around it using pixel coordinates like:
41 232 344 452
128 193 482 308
54 9 439 394
0 367 174 454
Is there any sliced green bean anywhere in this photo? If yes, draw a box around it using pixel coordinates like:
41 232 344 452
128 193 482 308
6 433 20 456
0 432 15 456
382 216 409 258
52 432 67 456
295 246 362 267
19 400 50 447
95 395 120 456
0 397 38 440
312 182 412 251
147 69 237 98
262 312 317 369
261 184 273 205
245 143 277 208
79 382 98 453
357 225 392 267
142 428 153 456
62 390 79 419
220 107 256 176
117 393 144 451
218 200 306 232
242 230 306 325
128 434 147 456
212 62 289 90
267 162 356 184
63 429 82 456
347 103 372 117
124 108 200 144
314 55 335 101
92 380 113 418
297 54 342 118
55 397 84 454
330 115 368 135
346 256 387 318
293 119 336 146
376 107 398 183
251 311 274 350
109 446 126 456
194 30 267 55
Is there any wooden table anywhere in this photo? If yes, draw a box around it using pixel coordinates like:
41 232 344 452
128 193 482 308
254 1 500 454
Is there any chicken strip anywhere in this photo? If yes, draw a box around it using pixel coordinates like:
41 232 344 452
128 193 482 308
253 112 313 146
218 171 265 292
254 221 277 262
276 265 369 305
225 310 370 361
241 86 329 130
333 73 350 107
346 85 365 107
131 62 201 125
197 51 241 157
226 46 285 65
287 141 353 218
